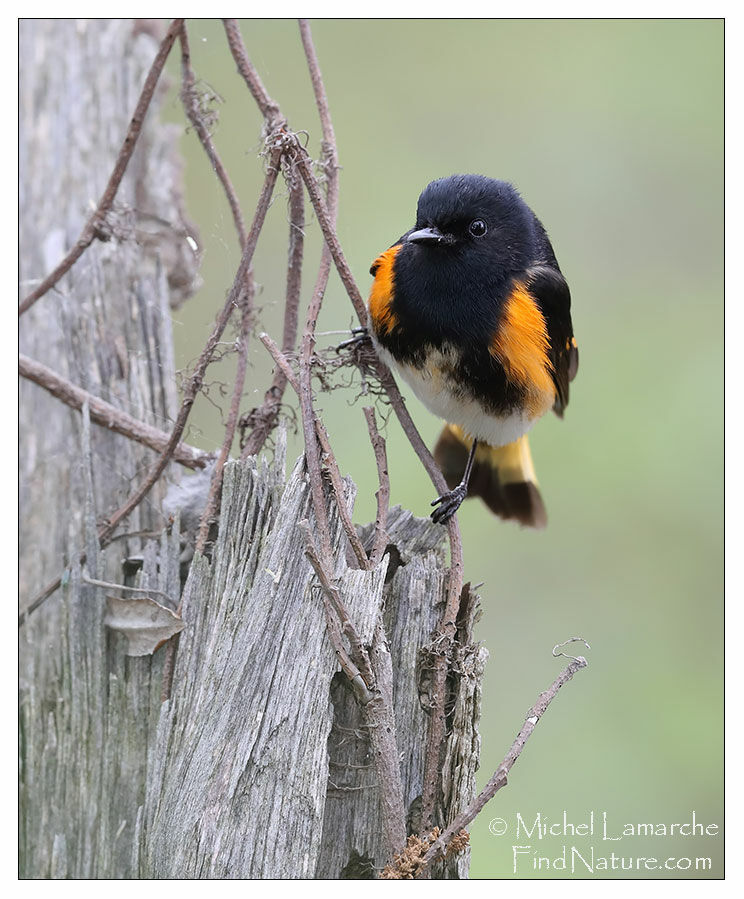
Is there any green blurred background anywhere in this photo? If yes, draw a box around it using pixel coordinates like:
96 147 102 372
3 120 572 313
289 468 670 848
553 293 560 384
163 19 723 878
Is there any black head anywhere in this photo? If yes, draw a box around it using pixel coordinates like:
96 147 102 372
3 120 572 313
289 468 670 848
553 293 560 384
405 174 537 272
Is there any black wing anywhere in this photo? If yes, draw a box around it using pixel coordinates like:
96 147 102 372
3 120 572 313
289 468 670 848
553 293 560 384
527 264 578 417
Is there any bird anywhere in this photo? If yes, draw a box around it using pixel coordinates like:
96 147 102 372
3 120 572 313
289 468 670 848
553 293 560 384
366 174 578 528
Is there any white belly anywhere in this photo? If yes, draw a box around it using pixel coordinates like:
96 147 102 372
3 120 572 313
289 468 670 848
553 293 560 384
375 342 536 448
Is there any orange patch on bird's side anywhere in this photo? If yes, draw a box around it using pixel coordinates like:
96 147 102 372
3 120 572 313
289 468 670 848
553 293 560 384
368 245 401 335
491 279 555 417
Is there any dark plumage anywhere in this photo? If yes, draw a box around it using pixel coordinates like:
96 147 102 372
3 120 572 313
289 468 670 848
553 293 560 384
368 174 578 527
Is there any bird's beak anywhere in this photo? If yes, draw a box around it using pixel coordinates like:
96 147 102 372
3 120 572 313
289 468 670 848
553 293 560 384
407 226 452 246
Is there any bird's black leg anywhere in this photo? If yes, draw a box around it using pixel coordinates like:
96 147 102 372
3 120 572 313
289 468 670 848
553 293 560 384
335 326 369 353
431 438 478 524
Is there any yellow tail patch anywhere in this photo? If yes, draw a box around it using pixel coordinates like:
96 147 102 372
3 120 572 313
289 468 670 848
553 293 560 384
447 424 538 486
434 424 547 528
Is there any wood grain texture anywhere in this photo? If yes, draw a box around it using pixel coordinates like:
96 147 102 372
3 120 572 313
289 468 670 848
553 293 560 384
139 459 485 878
19 19 194 877
315 508 487 878
18 20 485 879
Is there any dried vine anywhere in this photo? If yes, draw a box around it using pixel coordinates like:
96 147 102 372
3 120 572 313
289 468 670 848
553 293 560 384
19 17 588 877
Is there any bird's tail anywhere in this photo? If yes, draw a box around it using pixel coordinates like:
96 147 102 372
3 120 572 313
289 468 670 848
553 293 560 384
433 423 547 529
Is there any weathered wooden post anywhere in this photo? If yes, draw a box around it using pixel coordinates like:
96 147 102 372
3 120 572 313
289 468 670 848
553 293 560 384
19 19 485 879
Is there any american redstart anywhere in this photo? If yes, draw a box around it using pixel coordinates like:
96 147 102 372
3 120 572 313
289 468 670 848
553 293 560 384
367 174 578 527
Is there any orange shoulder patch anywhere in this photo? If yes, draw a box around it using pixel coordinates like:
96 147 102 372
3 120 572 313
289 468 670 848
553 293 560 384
368 245 401 336
490 279 556 418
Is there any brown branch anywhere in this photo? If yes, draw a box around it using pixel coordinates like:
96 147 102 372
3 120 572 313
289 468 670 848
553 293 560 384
363 406 390 567
224 21 341 568
298 280 334 560
314 417 371 569
240 175 304 459
222 19 285 128
158 159 279 703
179 22 247 250
294 144 465 830
291 149 451 501
259 334 370 570
279 172 306 365
96 153 280 547
418 651 589 873
291 19 341 567
298 17 340 222
295 154 366 323
299 20 338 169
295 245 341 565
285 23 406 852
19 572 70 626
227 19 465 853
23 158 282 631
301 526 374 690
194 280 254 556
19 353 208 470
18 19 183 316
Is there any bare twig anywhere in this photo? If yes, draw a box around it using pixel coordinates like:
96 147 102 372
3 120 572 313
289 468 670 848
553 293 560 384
294 154 366 323
259 334 370 570
222 19 284 128
179 22 247 249
230 17 466 836
314 417 371 569
298 24 406 856
18 19 183 316
96 154 280 547
419 652 589 872
81 573 175 606
299 19 338 172
279 173 306 360
295 237 340 564
294 17 341 565
380 827 469 880
19 353 208 470
24 159 281 629
301 525 374 692
294 20 341 566
19 572 71 626
224 17 338 564
240 175 304 458
257 335 299 393
154 159 279 701
298 308 334 560
194 281 254 556
363 407 390 567
294 143 466 829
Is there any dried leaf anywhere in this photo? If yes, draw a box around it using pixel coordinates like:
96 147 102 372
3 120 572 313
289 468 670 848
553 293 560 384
104 595 185 656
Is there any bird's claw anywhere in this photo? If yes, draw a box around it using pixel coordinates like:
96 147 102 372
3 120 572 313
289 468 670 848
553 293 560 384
335 327 369 353
430 483 467 525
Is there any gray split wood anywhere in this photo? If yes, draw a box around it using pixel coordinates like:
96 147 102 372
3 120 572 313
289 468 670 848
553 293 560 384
18 19 485 879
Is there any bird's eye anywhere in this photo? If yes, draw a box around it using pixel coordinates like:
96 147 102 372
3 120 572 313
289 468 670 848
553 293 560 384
469 219 487 237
